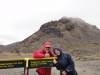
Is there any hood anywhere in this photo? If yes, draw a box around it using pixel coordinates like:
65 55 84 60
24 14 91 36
43 42 52 51
53 45 63 56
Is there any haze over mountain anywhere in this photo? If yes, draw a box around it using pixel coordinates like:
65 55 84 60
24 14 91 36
0 17 100 60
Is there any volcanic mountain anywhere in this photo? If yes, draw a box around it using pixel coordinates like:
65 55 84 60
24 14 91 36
1 17 100 60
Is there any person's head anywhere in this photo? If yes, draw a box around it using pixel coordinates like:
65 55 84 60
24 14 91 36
53 45 62 56
43 42 52 53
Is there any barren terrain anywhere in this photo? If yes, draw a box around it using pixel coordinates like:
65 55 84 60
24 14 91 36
0 55 100 75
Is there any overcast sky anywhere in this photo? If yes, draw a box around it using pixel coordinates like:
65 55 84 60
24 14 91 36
0 0 100 45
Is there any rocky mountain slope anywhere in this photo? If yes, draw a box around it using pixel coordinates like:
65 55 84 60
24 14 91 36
0 17 100 60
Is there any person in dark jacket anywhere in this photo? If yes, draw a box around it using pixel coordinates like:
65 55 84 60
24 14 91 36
53 46 78 75
33 42 54 75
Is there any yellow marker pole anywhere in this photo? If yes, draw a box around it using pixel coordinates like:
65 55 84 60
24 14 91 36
25 58 29 75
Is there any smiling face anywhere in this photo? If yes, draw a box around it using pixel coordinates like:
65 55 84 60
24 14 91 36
54 49 60 56
44 42 52 53
45 47 51 53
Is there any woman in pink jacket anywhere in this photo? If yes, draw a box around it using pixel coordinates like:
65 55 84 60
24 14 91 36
33 42 54 75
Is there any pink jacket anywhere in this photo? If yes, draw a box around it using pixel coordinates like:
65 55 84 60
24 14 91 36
33 42 54 75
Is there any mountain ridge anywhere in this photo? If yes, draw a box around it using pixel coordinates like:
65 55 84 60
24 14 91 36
0 17 100 60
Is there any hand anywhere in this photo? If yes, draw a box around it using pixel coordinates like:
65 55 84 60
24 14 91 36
62 71 67 75
53 58 57 64
45 53 50 58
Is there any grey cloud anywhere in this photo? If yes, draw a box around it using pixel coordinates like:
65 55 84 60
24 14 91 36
0 34 19 41
0 0 100 45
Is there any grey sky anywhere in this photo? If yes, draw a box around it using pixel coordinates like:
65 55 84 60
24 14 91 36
0 0 100 45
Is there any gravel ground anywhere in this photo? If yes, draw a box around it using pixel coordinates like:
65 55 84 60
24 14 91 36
0 55 100 75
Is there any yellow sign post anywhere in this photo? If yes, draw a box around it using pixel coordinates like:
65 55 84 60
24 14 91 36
0 57 57 75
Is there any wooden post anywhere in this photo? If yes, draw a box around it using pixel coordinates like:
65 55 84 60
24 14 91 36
26 67 29 75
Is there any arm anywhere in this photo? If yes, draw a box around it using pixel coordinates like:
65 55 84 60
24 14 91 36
53 59 62 70
55 62 62 70
33 50 45 58
64 53 75 73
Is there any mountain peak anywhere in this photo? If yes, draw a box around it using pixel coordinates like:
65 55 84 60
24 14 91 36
1 17 100 60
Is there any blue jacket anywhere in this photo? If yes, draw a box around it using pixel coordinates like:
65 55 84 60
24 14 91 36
53 46 78 75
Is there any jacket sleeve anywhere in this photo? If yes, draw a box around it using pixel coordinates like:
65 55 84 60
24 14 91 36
65 53 75 73
33 50 45 58
54 62 62 70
